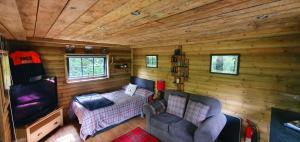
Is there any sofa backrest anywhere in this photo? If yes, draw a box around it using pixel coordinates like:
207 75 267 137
188 93 221 118
164 89 189 101
164 90 221 118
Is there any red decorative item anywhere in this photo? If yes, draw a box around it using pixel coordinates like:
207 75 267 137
157 80 165 91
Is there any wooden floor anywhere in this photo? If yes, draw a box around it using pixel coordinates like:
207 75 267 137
43 117 146 142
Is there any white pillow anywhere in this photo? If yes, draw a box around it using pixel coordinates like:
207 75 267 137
125 83 138 96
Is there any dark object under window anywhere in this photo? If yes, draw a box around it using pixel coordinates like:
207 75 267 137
66 55 108 82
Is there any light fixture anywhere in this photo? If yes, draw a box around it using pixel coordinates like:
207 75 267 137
131 10 141 16
96 26 105 31
65 45 75 53
84 46 93 53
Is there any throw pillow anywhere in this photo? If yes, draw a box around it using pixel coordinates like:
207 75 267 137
134 88 153 98
184 100 210 126
166 95 186 118
125 83 137 96
149 100 167 115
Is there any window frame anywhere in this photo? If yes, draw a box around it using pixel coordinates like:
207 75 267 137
65 54 109 83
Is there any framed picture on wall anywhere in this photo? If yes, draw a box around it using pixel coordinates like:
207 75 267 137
146 55 158 68
210 54 240 75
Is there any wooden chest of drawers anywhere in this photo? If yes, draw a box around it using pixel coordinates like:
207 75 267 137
16 108 63 142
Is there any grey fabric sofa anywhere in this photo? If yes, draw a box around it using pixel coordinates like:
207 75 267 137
143 90 227 142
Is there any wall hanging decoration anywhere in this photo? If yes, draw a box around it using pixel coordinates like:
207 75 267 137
210 54 240 75
146 55 158 68
171 45 189 91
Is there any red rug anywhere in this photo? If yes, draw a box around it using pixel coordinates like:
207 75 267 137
111 127 160 142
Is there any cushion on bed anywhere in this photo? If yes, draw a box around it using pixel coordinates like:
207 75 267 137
125 83 138 96
74 93 114 110
134 88 153 98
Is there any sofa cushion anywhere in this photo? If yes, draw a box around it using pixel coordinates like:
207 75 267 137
170 119 197 142
151 113 181 132
189 94 221 118
166 95 187 117
184 100 210 126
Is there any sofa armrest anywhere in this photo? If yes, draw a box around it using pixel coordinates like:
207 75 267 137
194 113 227 142
143 99 167 132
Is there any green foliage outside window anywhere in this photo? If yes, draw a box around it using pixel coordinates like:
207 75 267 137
67 55 107 80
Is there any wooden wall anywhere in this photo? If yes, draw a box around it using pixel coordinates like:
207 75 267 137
9 40 131 116
132 34 300 142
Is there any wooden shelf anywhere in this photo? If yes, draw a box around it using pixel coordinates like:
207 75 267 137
170 45 189 91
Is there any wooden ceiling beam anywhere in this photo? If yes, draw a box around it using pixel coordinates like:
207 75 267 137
0 0 26 40
23 37 129 48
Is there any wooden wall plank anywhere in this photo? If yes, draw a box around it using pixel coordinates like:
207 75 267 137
34 0 69 37
132 35 300 142
9 40 131 117
0 0 26 39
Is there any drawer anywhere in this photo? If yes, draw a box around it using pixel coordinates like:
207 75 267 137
30 117 62 142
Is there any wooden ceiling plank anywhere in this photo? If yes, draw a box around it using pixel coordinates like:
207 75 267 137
76 0 218 40
123 1 300 43
46 0 98 38
104 0 300 44
0 22 14 39
56 0 130 40
68 0 160 40
100 0 277 41
16 0 38 37
34 0 69 37
131 16 300 47
0 0 26 40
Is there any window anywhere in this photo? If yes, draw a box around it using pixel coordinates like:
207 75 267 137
66 55 109 83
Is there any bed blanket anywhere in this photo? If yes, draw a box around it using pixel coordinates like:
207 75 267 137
70 90 148 140
74 93 114 110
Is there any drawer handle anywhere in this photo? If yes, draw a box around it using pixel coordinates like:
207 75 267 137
37 132 43 136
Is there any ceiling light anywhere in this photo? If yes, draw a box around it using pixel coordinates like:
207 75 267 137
96 26 105 31
131 10 141 16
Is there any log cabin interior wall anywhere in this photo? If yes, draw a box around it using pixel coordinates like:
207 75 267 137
9 40 131 115
0 0 300 141
132 34 300 142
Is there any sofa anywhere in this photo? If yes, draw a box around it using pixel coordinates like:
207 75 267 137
143 90 227 142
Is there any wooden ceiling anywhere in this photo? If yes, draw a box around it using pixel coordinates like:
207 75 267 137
0 0 300 47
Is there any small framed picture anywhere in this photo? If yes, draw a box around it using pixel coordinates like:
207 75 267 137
146 55 158 68
210 54 240 75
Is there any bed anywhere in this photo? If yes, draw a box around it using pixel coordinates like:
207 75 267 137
69 77 155 140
